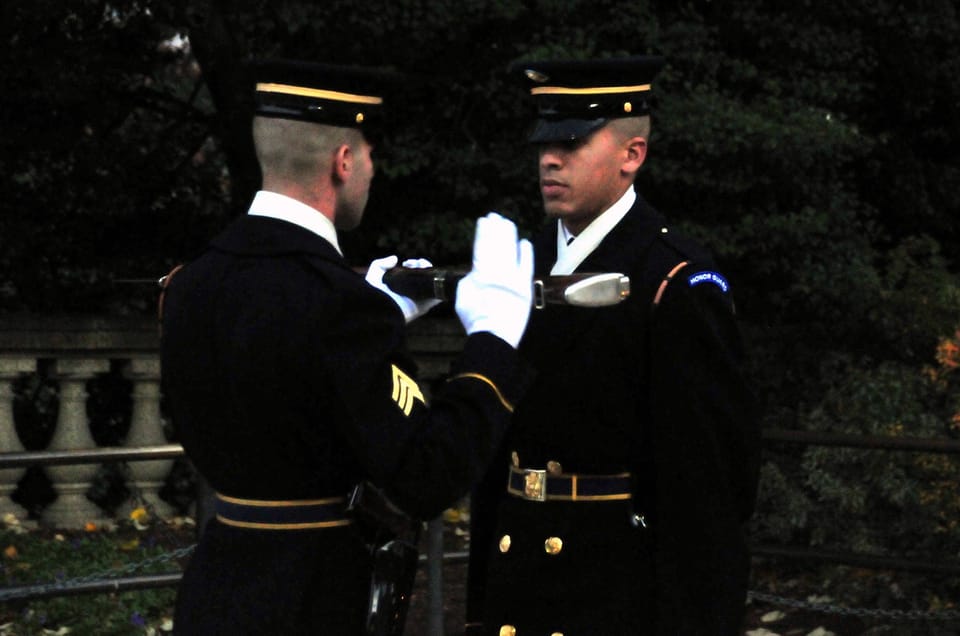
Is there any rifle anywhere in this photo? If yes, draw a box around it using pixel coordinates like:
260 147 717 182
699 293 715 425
380 266 630 309
115 267 632 309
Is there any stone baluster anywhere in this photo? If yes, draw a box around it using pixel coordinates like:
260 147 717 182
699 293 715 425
44 357 110 527
0 357 36 517
123 355 175 517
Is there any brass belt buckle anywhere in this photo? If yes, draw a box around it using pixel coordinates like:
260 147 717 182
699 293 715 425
523 469 547 501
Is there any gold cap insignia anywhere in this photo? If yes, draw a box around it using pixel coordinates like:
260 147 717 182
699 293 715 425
525 69 550 83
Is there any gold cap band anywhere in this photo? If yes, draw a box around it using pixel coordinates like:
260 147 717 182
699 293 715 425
530 83 651 96
256 82 383 105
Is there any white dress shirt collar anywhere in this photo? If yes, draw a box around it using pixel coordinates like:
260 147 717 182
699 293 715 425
247 190 342 256
552 185 636 275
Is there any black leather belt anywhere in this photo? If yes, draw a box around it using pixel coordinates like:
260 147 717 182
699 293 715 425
214 493 352 530
507 466 632 502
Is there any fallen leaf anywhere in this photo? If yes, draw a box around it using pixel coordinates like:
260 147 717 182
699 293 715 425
761 610 786 623
119 538 140 551
806 628 836 636
746 629 781 636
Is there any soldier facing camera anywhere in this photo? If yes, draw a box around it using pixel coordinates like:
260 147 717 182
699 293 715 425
466 55 762 636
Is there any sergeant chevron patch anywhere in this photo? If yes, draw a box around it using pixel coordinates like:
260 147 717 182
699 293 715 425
391 364 425 416
687 271 729 293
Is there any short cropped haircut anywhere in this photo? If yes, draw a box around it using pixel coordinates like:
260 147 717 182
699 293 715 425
607 115 651 142
253 117 364 182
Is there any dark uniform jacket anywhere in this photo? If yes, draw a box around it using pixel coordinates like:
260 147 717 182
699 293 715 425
467 194 761 635
161 212 527 635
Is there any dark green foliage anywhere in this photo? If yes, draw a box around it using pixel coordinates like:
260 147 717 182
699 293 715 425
3 0 960 612
12 364 59 451
87 364 133 446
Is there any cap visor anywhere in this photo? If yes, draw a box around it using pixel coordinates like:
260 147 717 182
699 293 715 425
528 118 608 143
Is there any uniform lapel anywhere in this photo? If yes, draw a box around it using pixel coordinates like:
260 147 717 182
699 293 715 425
521 198 665 365
575 195 665 276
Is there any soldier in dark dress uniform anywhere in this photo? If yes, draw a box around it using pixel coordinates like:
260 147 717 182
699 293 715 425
161 59 535 635
466 57 762 635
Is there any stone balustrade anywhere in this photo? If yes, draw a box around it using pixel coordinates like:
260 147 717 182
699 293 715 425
0 313 465 528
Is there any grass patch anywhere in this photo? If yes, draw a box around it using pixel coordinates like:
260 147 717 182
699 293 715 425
0 513 194 635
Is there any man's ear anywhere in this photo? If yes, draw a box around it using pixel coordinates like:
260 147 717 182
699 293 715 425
332 144 352 184
622 136 648 176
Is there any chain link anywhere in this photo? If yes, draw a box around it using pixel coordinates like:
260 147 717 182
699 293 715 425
748 590 960 622
0 474 197 602
0 543 195 602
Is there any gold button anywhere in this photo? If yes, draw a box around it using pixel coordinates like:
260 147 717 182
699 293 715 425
551 633 564 636
355 112 365 124
544 536 563 555
499 626 516 636
546 460 562 475
511 451 520 467
498 534 511 553
623 101 633 113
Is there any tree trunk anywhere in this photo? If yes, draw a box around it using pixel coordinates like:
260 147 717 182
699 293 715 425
185 0 260 216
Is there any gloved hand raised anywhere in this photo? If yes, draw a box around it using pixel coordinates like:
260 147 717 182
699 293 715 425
455 212 534 348
365 255 442 323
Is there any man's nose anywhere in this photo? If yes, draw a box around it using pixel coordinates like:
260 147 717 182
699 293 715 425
539 145 564 169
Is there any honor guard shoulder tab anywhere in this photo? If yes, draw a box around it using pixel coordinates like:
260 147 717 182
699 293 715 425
648 227 732 309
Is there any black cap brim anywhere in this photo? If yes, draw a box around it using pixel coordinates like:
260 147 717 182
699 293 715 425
528 117 608 144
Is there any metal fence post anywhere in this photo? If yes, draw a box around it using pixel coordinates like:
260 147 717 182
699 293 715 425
426 516 445 636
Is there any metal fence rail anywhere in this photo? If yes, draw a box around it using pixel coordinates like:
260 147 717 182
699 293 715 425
761 428 960 454
3 430 960 628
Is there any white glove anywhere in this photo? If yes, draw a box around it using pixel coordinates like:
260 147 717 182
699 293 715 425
365 255 442 323
455 212 534 348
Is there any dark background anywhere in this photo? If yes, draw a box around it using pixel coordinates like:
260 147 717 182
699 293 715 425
2 0 959 617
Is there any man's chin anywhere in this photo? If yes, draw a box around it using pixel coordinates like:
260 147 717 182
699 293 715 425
542 201 565 218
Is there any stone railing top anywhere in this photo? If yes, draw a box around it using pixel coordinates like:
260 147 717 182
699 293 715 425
0 315 159 354
0 313 465 355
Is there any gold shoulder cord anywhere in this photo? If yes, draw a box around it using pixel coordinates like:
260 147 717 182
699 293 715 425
447 372 514 413
653 260 689 306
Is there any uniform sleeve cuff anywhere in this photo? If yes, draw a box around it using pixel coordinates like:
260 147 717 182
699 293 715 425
451 332 534 408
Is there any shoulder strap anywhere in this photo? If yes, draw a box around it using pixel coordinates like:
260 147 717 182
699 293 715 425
157 263 184 332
